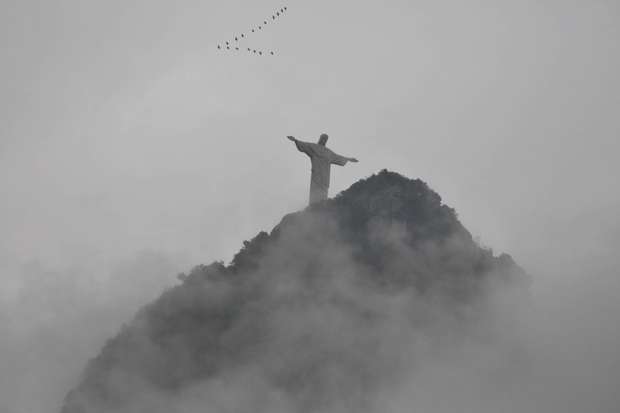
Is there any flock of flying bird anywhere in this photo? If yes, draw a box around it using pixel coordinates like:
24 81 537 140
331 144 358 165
217 6 288 56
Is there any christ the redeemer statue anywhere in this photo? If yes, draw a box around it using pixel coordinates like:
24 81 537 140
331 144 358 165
287 133 358 205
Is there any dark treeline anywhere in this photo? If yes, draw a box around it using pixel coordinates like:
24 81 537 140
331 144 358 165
61 170 528 413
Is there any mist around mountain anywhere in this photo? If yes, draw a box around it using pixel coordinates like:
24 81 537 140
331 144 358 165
61 170 528 413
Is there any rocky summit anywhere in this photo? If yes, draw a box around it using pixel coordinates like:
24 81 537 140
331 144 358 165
61 170 528 413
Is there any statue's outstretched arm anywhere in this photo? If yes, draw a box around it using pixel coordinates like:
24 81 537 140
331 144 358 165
330 152 359 166
288 136 313 156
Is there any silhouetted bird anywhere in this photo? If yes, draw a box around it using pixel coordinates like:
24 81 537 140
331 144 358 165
217 45 221 49
253 50 256 53
227 46 230 49
272 16 275 19
264 21 267 24
277 12 280 16
252 29 255 32
241 34 244 38
259 51 262 55
270 51 274 55
235 37 238 41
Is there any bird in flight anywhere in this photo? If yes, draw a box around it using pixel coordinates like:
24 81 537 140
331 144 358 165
217 6 288 57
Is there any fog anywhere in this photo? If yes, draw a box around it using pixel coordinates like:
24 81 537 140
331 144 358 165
1 1 619 412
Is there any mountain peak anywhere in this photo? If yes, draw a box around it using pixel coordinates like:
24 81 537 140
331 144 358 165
61 171 527 413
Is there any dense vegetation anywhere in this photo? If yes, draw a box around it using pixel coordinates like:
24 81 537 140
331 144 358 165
61 170 527 413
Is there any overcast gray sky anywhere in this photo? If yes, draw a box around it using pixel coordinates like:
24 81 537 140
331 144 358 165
1 1 619 412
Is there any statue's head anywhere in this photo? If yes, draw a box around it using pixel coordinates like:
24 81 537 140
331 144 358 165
318 133 329 146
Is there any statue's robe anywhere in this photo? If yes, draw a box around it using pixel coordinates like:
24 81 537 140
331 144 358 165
294 140 351 205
